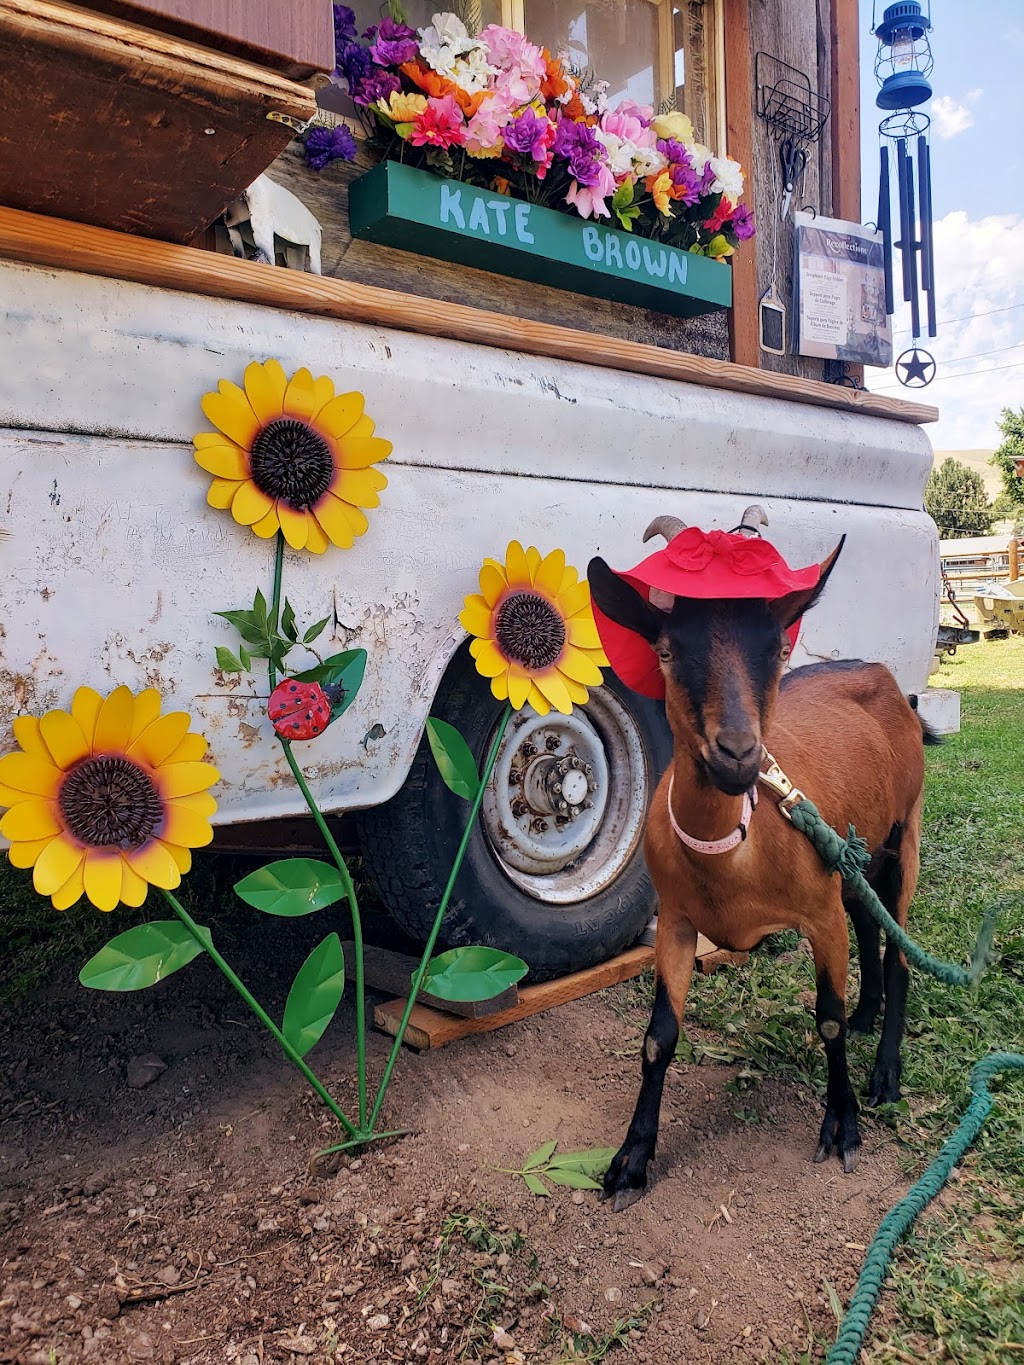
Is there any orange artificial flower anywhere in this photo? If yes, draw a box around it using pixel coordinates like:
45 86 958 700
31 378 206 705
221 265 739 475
399 61 485 117
645 169 673 216
540 48 570 102
561 91 597 125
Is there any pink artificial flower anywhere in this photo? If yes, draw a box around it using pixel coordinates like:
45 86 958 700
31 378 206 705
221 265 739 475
565 164 617 219
408 94 467 149
465 91 514 155
601 105 656 149
480 23 547 104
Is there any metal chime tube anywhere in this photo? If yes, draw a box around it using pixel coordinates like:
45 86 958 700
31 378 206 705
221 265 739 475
918 134 937 337
878 142 894 315
896 137 913 304
904 148 921 340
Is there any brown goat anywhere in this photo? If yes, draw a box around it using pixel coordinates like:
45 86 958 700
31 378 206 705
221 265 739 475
588 520 933 1209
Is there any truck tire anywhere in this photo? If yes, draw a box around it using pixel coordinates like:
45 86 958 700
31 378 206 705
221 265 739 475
356 642 672 982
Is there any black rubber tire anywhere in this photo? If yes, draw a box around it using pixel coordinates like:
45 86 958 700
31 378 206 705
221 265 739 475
356 642 672 982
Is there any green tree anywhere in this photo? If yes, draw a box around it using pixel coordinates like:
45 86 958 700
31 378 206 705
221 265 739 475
990 406 1024 508
924 457 994 538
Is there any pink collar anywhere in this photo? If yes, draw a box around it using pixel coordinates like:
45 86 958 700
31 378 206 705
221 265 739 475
667 774 757 855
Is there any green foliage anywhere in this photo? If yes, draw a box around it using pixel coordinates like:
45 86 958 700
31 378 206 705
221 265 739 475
292 649 367 723
504 1141 618 1196
990 406 1024 508
924 457 995 538
425 716 479 799
611 181 640 233
214 590 339 681
548 1302 657 1365
79 920 206 991
421 945 528 1001
282 933 345 1057
234 858 347 916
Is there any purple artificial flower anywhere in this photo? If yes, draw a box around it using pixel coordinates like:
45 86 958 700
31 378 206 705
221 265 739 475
370 16 419 66
731 202 756 240
339 41 372 88
503 108 552 163
303 123 358 172
699 161 716 195
333 4 357 68
553 118 604 187
656 138 691 167
352 70 401 106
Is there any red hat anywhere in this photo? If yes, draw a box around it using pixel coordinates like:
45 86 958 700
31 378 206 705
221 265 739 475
592 526 822 700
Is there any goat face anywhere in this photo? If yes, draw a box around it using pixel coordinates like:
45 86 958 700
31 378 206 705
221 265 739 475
587 541 844 796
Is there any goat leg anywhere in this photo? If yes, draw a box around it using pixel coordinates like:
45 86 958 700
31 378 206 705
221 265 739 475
812 962 861 1173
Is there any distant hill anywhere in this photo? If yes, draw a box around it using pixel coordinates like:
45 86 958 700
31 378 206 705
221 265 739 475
932 449 1003 498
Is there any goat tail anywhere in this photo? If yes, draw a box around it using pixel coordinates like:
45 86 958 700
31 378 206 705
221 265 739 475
908 694 943 746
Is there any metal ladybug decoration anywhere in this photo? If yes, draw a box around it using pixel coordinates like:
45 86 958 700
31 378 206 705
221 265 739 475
269 679 332 741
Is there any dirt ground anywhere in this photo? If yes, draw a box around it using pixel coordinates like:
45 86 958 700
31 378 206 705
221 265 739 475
0 913 908 1365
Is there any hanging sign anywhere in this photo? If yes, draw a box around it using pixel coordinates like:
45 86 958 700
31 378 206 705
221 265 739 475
794 212 892 367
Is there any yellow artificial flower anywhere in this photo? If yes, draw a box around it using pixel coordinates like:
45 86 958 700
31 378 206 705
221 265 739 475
651 110 695 144
459 542 608 716
193 360 392 553
376 90 428 123
0 687 220 912
646 170 673 216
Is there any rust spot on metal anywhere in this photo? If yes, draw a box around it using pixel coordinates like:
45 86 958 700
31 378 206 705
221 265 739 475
238 722 261 747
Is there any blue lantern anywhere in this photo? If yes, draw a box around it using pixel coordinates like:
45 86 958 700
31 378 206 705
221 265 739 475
873 1 933 111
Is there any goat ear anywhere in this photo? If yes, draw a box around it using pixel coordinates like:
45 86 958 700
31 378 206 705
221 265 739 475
768 536 846 631
587 558 664 644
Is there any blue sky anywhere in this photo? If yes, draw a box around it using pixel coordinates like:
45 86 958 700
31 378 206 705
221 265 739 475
857 1 1024 450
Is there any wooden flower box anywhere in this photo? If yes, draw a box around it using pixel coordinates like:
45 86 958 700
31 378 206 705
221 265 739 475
349 161 732 319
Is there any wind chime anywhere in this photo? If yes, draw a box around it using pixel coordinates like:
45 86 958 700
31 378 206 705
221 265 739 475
873 0 937 388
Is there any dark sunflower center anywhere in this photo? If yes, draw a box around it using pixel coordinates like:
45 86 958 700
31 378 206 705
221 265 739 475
494 591 566 670
59 756 164 849
249 419 334 510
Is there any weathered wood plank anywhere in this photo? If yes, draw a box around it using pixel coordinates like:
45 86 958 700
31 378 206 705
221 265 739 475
0 204 939 424
829 0 865 387
724 0 759 368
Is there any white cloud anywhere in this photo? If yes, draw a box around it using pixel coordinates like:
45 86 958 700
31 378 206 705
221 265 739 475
931 93 978 139
869 210 1024 451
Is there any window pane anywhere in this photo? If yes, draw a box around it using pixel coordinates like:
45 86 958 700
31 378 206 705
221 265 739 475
525 1 660 108
349 2 502 41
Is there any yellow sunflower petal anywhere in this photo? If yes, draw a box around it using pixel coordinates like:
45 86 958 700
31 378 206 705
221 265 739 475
206 477 244 510
328 496 369 538
194 443 250 479
161 802 214 849
39 709 90 770
535 671 573 715
567 614 602 649
277 502 309 550
505 541 532 589
51 861 86 911
526 683 551 716
231 481 275 527
170 790 217 819
1 798 61 841
0 751 62 797
558 646 605 688
12 715 48 755
332 467 387 508
83 848 125 912
479 561 508 607
164 732 208 765
562 581 592 617
282 367 317 422
92 685 135 754
535 548 567 597
311 373 336 417
201 380 261 450
162 842 193 875
71 686 103 747
346 413 376 440
156 761 219 799
564 677 590 706
119 862 150 909
526 546 541 577
128 689 163 744
311 496 355 549
507 668 531 710
194 430 228 449
244 359 287 425
560 563 580 592
335 434 392 469
7 835 58 869
469 640 508 678
32 834 85 897
317 391 364 439
124 841 181 891
304 517 330 554
127 712 191 767
489 674 511 704
251 506 281 539
459 597 495 639
0 782 27 805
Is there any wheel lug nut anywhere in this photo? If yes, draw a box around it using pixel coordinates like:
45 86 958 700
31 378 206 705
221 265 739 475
570 756 582 769
584 764 593 776
570 806 581 818
511 798 529 818
521 742 536 759
583 799 594 809
556 800 568 812
545 735 559 751
552 782 562 795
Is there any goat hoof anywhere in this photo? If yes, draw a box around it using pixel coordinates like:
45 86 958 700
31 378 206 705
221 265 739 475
601 1146 650 1211
611 1187 645 1214
842 1144 862 1174
816 1107 861 1172
867 1066 902 1108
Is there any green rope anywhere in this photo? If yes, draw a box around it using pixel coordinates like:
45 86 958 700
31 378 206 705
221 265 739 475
788 798 1001 987
825 1053 1024 1365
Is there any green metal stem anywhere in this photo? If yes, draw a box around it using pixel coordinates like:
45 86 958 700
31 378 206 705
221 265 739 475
161 889 359 1139
367 703 513 1133
268 532 285 686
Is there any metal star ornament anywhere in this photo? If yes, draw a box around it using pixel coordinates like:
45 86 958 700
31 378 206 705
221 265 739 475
895 346 936 388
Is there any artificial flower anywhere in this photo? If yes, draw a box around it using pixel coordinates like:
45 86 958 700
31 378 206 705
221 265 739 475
646 169 674 216
731 202 756 241
0 687 219 911
369 16 418 66
709 155 744 203
465 94 512 156
352 70 401 107
566 166 616 220
540 48 570 102
400 60 485 116
651 110 694 143
376 89 428 124
193 360 391 553
460 543 607 716
480 24 547 104
600 107 655 148
409 94 466 149
503 107 553 163
703 195 735 234
303 123 357 172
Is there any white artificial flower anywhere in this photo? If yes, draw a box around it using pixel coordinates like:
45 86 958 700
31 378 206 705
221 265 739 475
688 141 713 174
709 155 744 202
420 13 477 55
632 146 667 177
453 45 497 92
594 130 633 175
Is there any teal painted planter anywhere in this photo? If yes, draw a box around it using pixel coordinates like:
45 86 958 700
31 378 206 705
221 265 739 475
348 161 732 319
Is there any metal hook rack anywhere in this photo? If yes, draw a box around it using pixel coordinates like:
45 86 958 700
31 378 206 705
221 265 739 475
755 52 830 144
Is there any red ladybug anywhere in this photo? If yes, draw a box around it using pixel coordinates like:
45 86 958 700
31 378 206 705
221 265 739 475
268 679 331 741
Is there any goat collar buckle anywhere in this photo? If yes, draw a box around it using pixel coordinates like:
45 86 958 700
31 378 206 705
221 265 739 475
758 748 806 822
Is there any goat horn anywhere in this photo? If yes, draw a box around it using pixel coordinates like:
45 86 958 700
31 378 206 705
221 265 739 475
739 505 769 533
643 515 686 544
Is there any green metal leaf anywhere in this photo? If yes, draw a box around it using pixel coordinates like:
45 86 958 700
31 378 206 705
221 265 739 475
523 1139 558 1171
419 945 528 1003
254 588 269 630
425 717 478 800
544 1168 603 1190
79 921 205 991
239 644 252 671
214 610 266 646
282 933 345 1057
215 646 242 673
233 859 347 916
303 616 330 644
523 1173 550 1197
281 598 298 642
293 650 367 722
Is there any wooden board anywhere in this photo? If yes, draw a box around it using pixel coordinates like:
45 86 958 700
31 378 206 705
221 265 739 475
0 0 316 243
0 205 939 425
723 0 759 369
340 941 518 1019
373 945 656 1051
